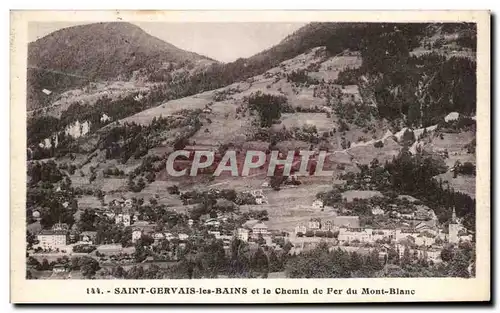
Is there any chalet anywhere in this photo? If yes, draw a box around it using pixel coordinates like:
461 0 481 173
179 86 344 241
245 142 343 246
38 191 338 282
134 93 145 102
333 216 360 229
96 244 123 255
294 224 307 235
78 231 97 245
37 230 67 250
115 213 131 226
459 234 473 242
400 212 415 219
395 229 420 242
308 219 321 230
131 229 142 243
255 197 267 205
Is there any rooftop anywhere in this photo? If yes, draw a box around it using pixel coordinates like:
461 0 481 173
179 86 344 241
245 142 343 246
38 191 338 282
252 222 268 229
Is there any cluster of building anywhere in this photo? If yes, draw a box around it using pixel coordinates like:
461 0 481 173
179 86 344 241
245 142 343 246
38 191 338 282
293 208 471 248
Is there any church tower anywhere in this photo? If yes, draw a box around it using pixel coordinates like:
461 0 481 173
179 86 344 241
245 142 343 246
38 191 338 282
449 207 459 244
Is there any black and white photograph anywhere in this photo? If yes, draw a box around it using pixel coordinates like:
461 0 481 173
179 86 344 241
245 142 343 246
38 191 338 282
10 10 490 304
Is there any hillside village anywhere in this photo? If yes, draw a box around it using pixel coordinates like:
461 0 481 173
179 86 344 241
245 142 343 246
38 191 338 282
26 22 477 279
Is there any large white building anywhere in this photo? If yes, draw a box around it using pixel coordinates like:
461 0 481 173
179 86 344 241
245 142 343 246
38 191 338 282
415 232 436 246
37 230 67 250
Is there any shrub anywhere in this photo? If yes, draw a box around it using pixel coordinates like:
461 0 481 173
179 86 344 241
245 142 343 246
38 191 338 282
374 140 384 148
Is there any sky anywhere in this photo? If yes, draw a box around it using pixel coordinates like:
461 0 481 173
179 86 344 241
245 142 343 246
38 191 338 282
28 22 306 62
